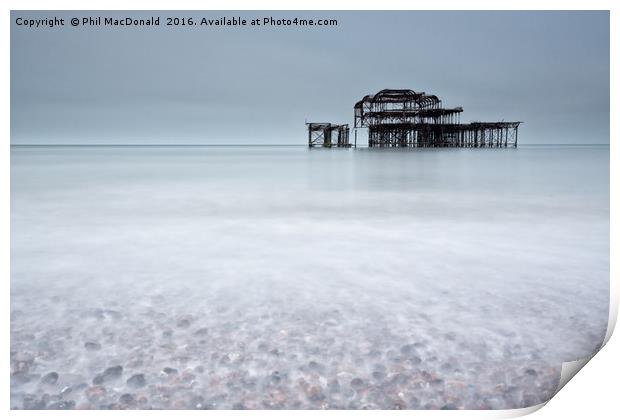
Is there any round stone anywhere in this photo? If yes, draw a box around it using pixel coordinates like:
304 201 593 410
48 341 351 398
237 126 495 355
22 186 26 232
372 370 386 381
350 378 364 389
126 373 146 388
194 327 209 336
119 393 136 405
162 367 178 376
177 319 191 328
84 342 101 351
41 372 59 385
103 365 123 379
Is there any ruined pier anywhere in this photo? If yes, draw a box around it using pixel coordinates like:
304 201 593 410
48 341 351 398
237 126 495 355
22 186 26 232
355 89 520 148
308 89 521 148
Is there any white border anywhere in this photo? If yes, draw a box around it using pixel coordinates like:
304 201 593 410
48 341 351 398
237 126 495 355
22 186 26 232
2 1 617 419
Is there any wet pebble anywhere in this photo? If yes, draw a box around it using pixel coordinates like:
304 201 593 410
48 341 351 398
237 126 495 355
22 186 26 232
119 393 136 406
190 395 205 409
328 379 340 393
268 371 281 385
40 372 59 385
307 385 326 402
84 342 101 351
85 386 107 404
400 344 418 355
162 367 178 376
104 365 123 379
408 396 421 409
11 351 35 375
11 372 36 385
22 394 46 409
194 327 209 336
93 366 123 384
372 370 386 381
522 393 539 407
392 399 406 409
127 373 146 388
48 400 76 410
176 319 191 328
308 361 324 372
389 373 409 385
444 332 457 341
406 355 422 365
103 309 122 320
350 378 365 390
440 362 452 372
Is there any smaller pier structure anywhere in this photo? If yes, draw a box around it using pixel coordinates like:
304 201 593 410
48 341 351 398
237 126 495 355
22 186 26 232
307 123 351 148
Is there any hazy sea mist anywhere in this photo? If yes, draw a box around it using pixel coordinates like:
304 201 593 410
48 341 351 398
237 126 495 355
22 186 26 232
10 145 609 409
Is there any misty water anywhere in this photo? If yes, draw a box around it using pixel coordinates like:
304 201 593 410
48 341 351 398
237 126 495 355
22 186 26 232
10 145 609 409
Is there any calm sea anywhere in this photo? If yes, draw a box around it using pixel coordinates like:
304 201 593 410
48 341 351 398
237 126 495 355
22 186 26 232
10 145 609 409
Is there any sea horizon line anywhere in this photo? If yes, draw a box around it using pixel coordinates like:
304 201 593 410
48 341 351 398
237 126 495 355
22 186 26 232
10 143 611 147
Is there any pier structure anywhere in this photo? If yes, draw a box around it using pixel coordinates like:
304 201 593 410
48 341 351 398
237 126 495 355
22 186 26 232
307 123 351 148
353 89 520 148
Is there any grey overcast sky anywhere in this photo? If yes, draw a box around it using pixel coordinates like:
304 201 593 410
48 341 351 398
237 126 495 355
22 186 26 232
11 11 609 145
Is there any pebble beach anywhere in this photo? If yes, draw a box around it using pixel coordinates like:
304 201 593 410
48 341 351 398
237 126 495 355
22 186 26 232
11 290 563 409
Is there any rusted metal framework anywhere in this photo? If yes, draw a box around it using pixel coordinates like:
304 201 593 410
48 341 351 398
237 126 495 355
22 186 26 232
354 89 521 148
307 123 351 148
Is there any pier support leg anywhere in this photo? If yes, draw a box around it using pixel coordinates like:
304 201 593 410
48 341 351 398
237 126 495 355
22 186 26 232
515 126 518 148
